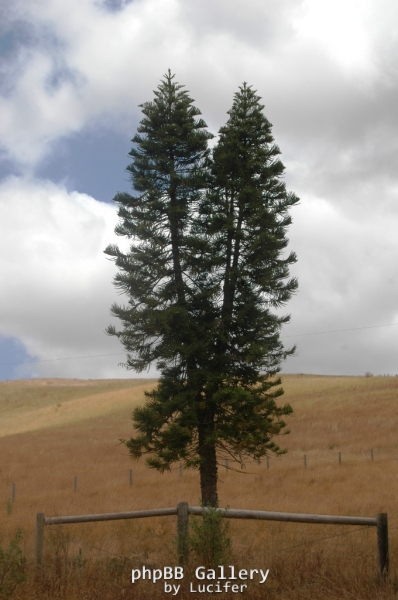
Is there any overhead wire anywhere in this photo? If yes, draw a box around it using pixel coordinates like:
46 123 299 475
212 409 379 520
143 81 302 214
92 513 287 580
282 321 398 338
0 352 125 367
0 322 397 367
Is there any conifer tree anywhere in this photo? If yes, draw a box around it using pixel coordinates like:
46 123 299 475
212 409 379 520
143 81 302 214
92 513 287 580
105 75 298 507
104 70 213 371
193 83 299 504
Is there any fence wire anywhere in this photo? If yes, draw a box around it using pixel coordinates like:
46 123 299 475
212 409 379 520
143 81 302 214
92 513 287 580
42 516 178 564
275 525 373 553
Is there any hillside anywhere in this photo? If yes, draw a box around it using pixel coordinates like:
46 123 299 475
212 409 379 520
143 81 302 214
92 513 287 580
0 378 157 437
1 374 398 600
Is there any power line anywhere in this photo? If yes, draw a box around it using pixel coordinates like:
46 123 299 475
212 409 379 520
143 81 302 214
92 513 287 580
0 352 125 367
0 322 397 368
282 322 398 338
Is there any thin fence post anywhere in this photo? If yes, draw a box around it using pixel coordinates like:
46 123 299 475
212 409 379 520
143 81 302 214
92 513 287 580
74 476 77 493
376 513 389 577
12 483 16 503
225 459 229 472
179 464 183 477
129 469 133 486
304 455 307 468
370 448 374 461
266 456 270 470
35 512 45 565
338 452 342 465
177 502 189 564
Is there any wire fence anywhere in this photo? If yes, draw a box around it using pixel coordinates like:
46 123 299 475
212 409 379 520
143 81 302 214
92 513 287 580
40 513 178 569
1 445 394 502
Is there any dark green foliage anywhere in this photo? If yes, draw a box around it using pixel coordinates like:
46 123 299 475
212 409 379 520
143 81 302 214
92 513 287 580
202 83 298 379
0 530 26 600
189 506 232 567
106 73 298 506
105 69 214 373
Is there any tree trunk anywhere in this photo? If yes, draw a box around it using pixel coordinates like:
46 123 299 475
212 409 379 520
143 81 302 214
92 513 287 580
168 178 186 306
198 422 218 506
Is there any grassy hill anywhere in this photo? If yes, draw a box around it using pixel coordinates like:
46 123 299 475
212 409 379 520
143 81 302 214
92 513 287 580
0 378 157 437
1 374 398 599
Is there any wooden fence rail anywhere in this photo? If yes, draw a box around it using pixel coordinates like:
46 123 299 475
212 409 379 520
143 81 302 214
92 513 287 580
188 506 377 526
35 504 389 577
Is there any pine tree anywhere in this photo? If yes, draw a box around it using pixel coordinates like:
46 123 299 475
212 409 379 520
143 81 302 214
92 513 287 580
105 75 298 507
193 83 299 504
104 70 213 371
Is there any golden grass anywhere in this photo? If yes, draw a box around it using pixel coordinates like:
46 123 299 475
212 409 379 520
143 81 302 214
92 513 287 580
1 374 398 599
0 378 156 437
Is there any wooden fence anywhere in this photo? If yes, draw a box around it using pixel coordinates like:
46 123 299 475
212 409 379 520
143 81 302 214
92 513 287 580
35 504 389 577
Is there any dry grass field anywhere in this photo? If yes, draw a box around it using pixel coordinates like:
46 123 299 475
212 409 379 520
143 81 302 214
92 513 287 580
1 374 398 599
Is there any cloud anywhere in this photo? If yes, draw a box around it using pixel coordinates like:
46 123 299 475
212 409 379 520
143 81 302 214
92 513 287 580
0 176 138 378
280 197 398 375
0 0 323 168
292 0 374 72
1 175 396 380
179 0 300 50
1 0 397 197
0 0 398 377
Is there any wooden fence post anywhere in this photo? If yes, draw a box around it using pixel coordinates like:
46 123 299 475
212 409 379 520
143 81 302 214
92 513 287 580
225 459 229 472
177 502 189 564
376 513 389 577
35 512 45 565
304 455 307 468
179 464 183 477
338 452 342 465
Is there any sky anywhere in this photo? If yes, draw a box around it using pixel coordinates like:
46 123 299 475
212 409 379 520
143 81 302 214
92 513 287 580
0 0 397 380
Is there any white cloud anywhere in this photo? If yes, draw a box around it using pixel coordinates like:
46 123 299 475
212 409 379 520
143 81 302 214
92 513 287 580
2 0 376 169
281 197 398 375
0 176 138 378
1 176 396 379
293 0 374 72
1 0 398 377
2 0 396 184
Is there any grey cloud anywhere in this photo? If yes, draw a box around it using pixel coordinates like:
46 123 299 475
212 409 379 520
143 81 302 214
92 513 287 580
100 0 135 13
278 197 398 376
180 0 302 50
0 0 397 378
